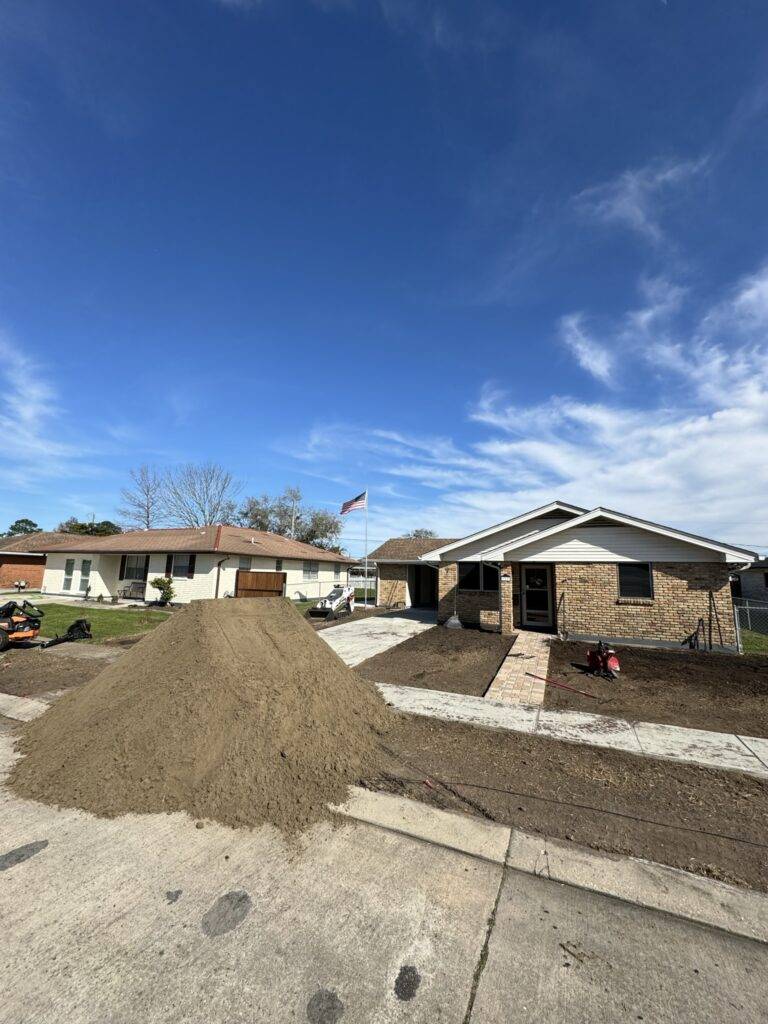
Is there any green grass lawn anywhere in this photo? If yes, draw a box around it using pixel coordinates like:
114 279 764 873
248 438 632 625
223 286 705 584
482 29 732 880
292 600 315 616
36 604 170 643
741 629 768 655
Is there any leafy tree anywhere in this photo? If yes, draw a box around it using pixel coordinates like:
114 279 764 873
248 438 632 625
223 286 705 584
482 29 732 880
4 518 39 536
163 462 240 527
117 465 166 530
57 517 123 536
404 528 437 539
238 488 343 550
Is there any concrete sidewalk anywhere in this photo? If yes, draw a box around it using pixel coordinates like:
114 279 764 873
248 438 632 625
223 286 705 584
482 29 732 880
379 683 768 778
1 729 766 1024
318 608 436 667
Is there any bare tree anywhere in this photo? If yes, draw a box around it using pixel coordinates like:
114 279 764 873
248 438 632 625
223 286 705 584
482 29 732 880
163 462 241 527
117 465 166 530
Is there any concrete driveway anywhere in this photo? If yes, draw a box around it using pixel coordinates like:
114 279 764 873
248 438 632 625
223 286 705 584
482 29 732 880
2 722 767 1024
319 609 436 667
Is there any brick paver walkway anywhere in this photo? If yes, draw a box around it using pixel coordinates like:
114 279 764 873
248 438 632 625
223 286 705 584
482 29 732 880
485 631 551 705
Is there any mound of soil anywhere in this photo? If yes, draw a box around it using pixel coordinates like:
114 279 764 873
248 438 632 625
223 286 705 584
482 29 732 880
547 640 768 737
358 627 513 697
9 598 390 834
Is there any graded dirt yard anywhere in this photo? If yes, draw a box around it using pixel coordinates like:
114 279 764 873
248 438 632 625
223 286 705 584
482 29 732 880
0 646 117 697
358 627 514 697
372 714 768 893
547 640 768 737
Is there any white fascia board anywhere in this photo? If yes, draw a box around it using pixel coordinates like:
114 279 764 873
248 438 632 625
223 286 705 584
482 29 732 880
479 507 757 562
0 550 45 557
417 500 587 562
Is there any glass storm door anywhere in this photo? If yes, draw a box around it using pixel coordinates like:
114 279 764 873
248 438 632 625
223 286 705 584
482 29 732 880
522 565 552 627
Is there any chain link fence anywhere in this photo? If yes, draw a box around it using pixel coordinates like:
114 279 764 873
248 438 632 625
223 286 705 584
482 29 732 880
734 598 768 654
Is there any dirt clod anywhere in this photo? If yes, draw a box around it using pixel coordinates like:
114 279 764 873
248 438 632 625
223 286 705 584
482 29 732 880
9 598 390 835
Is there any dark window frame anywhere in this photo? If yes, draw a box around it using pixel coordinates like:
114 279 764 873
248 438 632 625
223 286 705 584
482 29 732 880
457 561 500 593
617 562 654 599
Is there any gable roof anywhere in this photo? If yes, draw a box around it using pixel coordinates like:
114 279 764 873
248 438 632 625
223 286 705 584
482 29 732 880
368 537 457 562
476 507 757 562
419 501 587 560
0 531 80 555
40 526 355 563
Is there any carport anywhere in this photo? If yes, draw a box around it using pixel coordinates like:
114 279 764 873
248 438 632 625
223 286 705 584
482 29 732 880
408 563 438 608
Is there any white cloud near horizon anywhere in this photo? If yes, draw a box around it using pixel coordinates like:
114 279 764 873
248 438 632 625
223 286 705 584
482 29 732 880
286 261 768 555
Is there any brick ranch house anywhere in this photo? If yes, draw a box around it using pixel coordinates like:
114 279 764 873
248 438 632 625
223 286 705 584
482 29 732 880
0 532 77 590
370 501 756 650
40 526 354 603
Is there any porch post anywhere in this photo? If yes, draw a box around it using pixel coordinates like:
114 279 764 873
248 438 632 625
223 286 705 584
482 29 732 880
499 563 514 636
436 562 457 624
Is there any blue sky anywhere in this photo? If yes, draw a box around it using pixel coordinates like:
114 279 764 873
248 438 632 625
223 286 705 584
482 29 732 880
1 0 768 556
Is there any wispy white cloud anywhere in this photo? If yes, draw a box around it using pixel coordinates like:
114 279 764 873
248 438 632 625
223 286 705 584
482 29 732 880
558 312 614 383
283 259 768 554
574 157 709 246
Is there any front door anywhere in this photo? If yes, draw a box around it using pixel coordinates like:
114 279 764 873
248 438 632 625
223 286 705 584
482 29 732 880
521 565 552 628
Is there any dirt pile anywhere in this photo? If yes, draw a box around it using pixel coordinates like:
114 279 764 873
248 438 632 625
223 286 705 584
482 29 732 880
9 598 391 833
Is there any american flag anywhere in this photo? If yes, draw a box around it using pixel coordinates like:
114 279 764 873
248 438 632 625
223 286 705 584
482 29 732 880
340 490 367 515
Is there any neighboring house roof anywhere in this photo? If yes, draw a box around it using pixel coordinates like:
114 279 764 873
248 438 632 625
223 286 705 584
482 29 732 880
41 526 355 563
420 501 587 560
0 531 79 556
740 558 768 570
368 537 457 563
472 506 757 563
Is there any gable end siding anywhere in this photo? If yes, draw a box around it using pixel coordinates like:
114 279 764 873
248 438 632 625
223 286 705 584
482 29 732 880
511 525 728 563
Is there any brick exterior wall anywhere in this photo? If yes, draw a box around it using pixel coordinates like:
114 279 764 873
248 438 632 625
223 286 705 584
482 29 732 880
0 555 45 589
377 563 409 607
437 562 500 629
553 562 737 647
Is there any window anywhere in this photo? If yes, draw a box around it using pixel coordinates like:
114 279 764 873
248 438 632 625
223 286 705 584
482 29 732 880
172 554 193 578
303 560 319 580
482 563 499 592
123 555 147 581
63 558 75 591
458 562 499 592
275 559 283 572
618 562 653 599
334 562 341 580
238 555 252 571
79 559 92 592
165 553 196 578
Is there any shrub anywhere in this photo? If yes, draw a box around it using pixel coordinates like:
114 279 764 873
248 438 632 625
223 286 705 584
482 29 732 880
150 576 175 605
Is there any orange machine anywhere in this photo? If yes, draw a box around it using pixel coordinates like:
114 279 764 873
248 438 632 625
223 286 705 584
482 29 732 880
0 600 44 651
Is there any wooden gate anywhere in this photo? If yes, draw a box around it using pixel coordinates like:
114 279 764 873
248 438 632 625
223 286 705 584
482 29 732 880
235 570 287 598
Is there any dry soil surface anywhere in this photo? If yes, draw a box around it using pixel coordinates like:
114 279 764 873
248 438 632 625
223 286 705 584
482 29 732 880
358 627 513 697
547 640 768 737
0 647 117 698
372 714 768 893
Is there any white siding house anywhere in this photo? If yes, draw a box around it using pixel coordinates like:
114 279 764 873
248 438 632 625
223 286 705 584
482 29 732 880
41 526 353 605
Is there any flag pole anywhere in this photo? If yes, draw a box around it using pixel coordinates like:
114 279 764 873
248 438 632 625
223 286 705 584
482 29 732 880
364 489 369 608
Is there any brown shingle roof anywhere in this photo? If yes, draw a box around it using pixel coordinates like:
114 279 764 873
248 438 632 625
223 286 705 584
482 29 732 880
367 537 457 562
0 531 81 554
41 525 354 563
